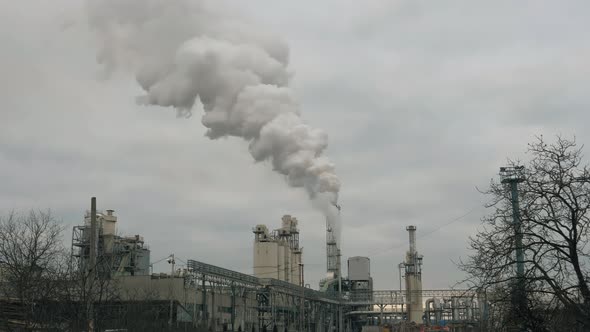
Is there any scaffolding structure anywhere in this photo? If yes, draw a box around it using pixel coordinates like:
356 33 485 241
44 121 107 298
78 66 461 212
178 259 484 332
253 215 302 285
65 201 489 331
71 210 150 278
185 259 340 332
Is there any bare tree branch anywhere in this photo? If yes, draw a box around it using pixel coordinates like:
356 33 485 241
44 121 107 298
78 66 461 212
460 136 590 331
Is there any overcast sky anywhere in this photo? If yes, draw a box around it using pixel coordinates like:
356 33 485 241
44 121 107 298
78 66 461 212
1 0 589 290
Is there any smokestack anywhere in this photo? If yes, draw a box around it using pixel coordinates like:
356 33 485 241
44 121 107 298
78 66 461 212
88 197 97 332
326 204 342 279
89 197 97 273
407 225 417 254
405 225 423 324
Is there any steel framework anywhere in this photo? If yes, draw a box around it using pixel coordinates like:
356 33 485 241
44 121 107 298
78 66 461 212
180 259 482 332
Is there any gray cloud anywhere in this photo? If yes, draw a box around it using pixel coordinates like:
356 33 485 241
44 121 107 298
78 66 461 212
1 0 590 289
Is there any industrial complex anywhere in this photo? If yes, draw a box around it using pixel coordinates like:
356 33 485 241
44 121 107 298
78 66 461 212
59 197 487 331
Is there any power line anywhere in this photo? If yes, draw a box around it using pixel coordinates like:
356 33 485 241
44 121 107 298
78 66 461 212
416 206 480 240
155 206 482 280
150 255 173 266
367 206 480 258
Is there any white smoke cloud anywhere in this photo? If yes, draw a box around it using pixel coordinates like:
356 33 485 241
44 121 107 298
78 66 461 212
87 0 341 234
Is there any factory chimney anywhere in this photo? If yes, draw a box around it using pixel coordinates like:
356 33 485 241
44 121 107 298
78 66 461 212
326 204 342 280
326 219 339 279
409 225 417 254
405 225 423 324
88 197 97 332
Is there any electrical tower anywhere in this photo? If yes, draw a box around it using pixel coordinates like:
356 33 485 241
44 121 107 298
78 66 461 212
499 166 526 330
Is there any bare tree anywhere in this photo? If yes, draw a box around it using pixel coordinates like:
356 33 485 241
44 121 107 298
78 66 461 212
461 136 590 331
0 209 171 331
0 210 67 330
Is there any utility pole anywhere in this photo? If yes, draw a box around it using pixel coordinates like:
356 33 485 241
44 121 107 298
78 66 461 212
335 204 343 332
500 166 526 331
88 197 97 332
398 262 404 315
338 252 343 332
398 263 404 292
168 254 176 327
299 263 304 332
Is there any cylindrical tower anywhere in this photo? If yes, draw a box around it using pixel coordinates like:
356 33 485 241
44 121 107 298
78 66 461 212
102 209 117 236
408 225 417 254
405 225 423 324
326 218 339 279
326 204 342 280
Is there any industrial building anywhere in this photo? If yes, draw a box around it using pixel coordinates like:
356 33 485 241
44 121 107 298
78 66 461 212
253 215 303 285
71 208 150 278
404 225 423 324
50 198 488 331
320 215 343 294
348 256 373 303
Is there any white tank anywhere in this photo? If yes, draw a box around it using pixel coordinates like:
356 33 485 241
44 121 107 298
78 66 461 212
100 210 117 236
253 241 279 279
348 256 370 281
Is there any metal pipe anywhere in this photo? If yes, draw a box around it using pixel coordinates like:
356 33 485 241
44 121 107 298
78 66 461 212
230 283 236 331
300 263 304 331
425 298 435 325
407 225 417 254
500 166 526 331
201 276 207 327
168 254 175 327
398 263 404 292
88 197 97 332
452 298 459 321
509 181 526 307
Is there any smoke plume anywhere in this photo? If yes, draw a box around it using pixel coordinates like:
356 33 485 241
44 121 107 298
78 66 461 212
87 0 341 229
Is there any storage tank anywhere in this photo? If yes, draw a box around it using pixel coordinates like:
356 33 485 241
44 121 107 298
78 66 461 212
252 216 303 285
253 241 280 279
348 256 370 281
101 210 117 236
